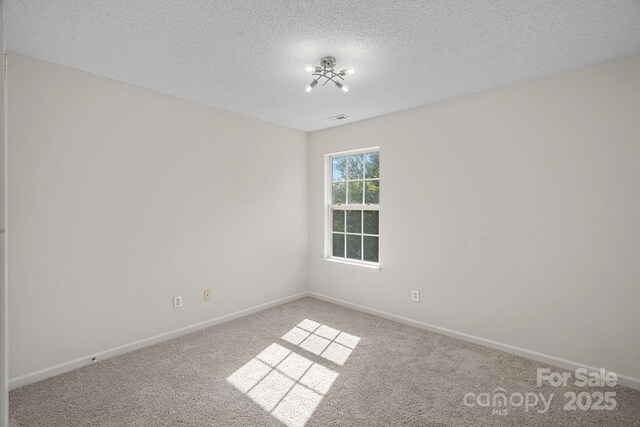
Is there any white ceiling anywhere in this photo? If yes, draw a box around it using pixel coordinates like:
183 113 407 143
6 1 640 132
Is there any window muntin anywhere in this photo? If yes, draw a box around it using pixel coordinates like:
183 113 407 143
328 149 379 265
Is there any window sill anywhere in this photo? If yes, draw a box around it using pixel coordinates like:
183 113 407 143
322 257 381 272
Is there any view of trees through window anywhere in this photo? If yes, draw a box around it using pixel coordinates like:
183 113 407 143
330 151 379 263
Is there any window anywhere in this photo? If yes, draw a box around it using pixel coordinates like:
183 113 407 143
326 148 379 266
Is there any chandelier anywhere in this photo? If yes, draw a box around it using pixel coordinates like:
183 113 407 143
304 56 355 93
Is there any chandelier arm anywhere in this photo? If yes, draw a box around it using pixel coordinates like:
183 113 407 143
323 75 340 86
318 71 329 86
322 73 340 86
328 70 344 81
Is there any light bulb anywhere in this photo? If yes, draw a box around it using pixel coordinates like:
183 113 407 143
305 79 318 93
305 64 315 73
346 67 355 75
334 81 349 93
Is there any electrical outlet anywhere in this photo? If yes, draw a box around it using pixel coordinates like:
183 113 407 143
412 290 420 302
203 289 211 302
173 295 183 309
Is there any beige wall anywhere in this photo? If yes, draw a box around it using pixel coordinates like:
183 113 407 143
9 51 640 388
8 53 308 378
308 54 640 381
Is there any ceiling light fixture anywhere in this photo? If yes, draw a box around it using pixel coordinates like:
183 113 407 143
304 56 353 93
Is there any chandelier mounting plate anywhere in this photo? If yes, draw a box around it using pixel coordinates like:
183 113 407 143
320 56 337 70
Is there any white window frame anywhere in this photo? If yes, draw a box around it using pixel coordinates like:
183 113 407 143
323 147 380 269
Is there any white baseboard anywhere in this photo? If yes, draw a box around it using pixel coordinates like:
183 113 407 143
9 292 308 390
308 291 640 391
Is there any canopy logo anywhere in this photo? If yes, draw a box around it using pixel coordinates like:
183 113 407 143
463 388 553 416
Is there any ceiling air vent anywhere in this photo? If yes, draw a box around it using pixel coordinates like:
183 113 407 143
323 114 350 121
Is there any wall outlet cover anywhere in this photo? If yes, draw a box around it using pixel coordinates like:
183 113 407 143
204 289 211 302
412 290 420 302
173 295 183 309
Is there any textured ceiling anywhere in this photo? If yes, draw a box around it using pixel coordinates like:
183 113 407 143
6 1 640 132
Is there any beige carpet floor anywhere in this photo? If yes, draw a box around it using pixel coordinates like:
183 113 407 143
9 297 640 426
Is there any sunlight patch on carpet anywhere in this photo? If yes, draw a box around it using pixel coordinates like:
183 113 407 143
282 319 361 366
226 320 360 427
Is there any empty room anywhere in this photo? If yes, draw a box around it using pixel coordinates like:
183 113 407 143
1 1 640 426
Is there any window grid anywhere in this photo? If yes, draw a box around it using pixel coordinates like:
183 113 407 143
331 211 379 262
328 149 379 264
